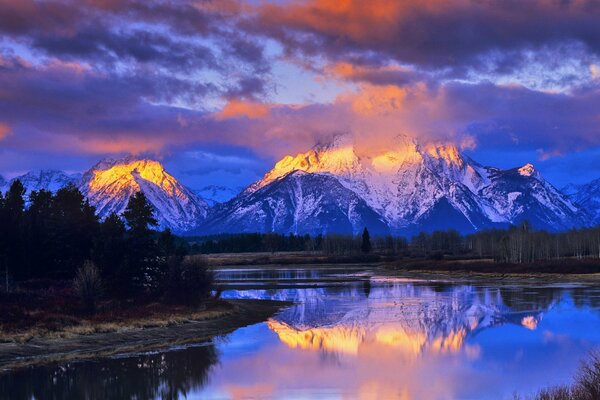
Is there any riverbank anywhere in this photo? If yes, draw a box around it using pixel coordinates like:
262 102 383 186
203 251 600 275
0 298 289 370
202 251 388 266
385 257 600 276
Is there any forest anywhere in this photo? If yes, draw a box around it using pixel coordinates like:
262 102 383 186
0 180 212 311
192 222 600 264
4 176 600 302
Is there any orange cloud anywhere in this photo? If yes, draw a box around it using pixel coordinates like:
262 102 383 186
341 84 408 116
0 123 10 140
215 100 270 120
256 0 446 43
77 136 167 154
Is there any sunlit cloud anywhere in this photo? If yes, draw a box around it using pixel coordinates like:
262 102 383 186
215 99 270 120
0 123 10 141
2 0 600 186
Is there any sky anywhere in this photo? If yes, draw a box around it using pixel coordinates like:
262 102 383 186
1 0 600 191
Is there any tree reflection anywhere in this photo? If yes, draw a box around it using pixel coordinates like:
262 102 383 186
0 344 218 400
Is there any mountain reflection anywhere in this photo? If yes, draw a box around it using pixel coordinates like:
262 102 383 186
0 344 218 400
258 283 555 358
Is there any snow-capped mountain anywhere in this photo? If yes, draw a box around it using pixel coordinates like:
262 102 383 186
79 157 209 232
0 170 80 195
563 178 600 225
200 135 586 235
195 185 242 206
201 171 389 235
223 283 549 357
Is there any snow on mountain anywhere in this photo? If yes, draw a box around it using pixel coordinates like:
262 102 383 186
196 185 242 206
79 157 209 232
0 170 80 196
563 178 600 225
200 135 586 235
224 283 548 357
0 175 6 192
481 165 585 231
200 171 389 235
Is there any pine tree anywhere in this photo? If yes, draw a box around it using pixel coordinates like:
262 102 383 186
2 180 26 284
50 185 99 278
121 192 159 294
24 189 54 279
361 227 372 254
123 192 157 232
92 212 126 290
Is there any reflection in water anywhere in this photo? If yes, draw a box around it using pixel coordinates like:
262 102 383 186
0 344 218 400
3 268 600 400
244 283 548 358
212 276 600 399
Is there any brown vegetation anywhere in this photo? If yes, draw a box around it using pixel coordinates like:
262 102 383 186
517 351 600 400
387 257 600 275
0 279 231 343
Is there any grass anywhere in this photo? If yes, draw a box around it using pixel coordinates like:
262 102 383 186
386 257 600 275
0 279 234 343
201 251 387 266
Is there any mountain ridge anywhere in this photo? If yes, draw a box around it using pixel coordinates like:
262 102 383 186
200 135 587 235
1 141 595 235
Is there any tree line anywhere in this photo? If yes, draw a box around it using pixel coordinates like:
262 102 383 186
190 229 407 255
193 223 600 264
0 180 212 309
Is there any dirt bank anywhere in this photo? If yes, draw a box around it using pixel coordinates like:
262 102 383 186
0 299 289 371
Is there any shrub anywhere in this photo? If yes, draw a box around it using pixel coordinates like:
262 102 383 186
527 350 600 400
73 261 102 314
165 256 213 306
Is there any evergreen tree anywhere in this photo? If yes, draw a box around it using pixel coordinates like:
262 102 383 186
49 185 99 278
361 227 372 254
2 180 26 283
23 189 54 279
123 192 157 232
121 192 159 294
92 212 126 290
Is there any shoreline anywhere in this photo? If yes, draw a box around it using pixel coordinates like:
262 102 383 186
0 299 290 371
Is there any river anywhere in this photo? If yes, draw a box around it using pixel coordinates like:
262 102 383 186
3 266 600 399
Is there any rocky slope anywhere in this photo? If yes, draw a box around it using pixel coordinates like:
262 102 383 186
564 178 600 225
200 135 585 235
79 157 209 232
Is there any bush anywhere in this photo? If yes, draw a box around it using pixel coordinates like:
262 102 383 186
73 261 102 314
526 350 600 400
165 256 213 306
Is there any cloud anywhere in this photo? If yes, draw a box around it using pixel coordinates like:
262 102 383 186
0 0 272 103
591 64 600 80
215 100 270 120
0 123 10 140
247 0 600 89
2 0 600 186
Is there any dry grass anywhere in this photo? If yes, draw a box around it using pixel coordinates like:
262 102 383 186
1 307 234 343
0 280 235 343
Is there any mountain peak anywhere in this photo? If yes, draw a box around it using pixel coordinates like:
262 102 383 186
81 156 208 232
518 163 537 177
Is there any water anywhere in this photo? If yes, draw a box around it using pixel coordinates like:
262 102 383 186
3 266 600 399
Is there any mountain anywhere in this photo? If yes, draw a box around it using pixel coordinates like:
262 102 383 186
199 135 586 235
79 157 209 232
201 171 389 235
195 185 242 206
563 178 600 225
0 170 80 196
222 283 549 358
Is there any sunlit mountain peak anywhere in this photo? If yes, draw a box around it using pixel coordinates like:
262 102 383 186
79 156 208 232
518 163 538 177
